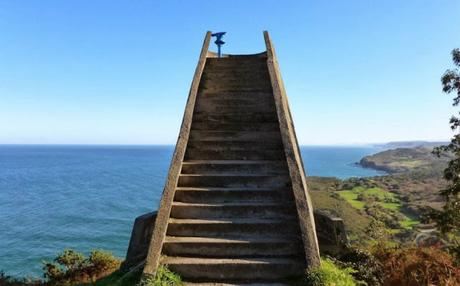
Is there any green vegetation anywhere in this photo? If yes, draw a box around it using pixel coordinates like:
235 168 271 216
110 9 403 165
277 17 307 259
336 186 418 230
359 146 452 175
429 48 460 259
138 266 182 286
2 244 459 286
308 177 371 242
336 189 366 210
304 258 364 286
0 257 182 286
0 250 122 286
43 249 120 286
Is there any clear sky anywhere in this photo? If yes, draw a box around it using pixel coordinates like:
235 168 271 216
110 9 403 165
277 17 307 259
1 1 459 145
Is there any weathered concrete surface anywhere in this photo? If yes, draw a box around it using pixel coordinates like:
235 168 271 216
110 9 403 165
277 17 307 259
142 31 212 277
314 211 348 255
135 31 326 283
121 211 157 271
264 31 321 268
125 210 347 269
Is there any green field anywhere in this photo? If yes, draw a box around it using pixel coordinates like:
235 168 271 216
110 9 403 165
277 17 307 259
337 186 418 229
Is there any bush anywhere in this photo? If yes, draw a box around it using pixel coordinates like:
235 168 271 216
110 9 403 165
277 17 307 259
87 250 121 279
43 249 121 285
337 248 383 286
373 245 460 286
305 258 364 286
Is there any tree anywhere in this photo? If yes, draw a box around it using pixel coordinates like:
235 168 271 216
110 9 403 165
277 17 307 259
431 49 460 251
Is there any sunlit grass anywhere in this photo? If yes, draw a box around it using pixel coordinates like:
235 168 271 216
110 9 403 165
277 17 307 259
337 186 419 230
337 190 366 209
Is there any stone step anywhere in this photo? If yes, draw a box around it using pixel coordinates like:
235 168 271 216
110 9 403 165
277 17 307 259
166 218 300 239
177 174 291 188
163 236 302 258
170 202 297 220
189 131 282 142
200 77 270 88
174 187 293 204
181 160 287 175
200 86 272 94
191 122 279 132
195 96 274 107
201 72 270 83
186 141 283 151
205 58 266 67
194 102 275 113
196 91 273 101
184 149 284 161
203 63 268 71
204 60 267 68
161 256 305 281
192 112 278 123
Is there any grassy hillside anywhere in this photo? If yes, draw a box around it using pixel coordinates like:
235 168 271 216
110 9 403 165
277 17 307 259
358 146 449 212
308 145 452 244
359 146 452 175
307 176 372 242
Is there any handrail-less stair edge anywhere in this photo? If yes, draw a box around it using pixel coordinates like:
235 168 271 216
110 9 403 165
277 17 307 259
263 31 321 268
142 31 212 278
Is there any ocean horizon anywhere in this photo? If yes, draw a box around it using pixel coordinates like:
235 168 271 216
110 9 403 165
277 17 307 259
0 144 386 277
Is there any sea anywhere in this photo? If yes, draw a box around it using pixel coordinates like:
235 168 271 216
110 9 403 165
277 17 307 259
0 145 386 277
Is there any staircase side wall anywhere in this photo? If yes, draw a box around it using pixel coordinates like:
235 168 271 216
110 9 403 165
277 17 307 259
263 31 321 268
142 31 212 277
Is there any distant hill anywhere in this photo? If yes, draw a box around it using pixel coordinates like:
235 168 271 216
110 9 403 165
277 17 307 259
375 141 449 149
359 146 453 174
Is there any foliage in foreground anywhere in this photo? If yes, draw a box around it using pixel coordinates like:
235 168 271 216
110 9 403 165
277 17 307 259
2 245 460 286
43 249 120 285
304 258 363 286
372 244 460 286
336 248 383 286
430 47 460 257
138 265 182 286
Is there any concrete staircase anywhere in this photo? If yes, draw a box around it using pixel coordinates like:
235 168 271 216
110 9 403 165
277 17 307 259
159 56 306 283
140 32 320 285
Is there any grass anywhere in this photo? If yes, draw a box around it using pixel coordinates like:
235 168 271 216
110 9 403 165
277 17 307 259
336 190 366 209
336 187 419 230
388 159 426 169
308 177 372 243
380 202 402 210
305 258 363 286
139 265 182 286
400 217 420 229
337 187 399 210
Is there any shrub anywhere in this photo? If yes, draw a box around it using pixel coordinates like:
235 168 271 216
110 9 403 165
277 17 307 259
337 248 383 286
372 245 460 286
364 219 390 241
305 258 364 286
87 249 121 279
43 249 121 285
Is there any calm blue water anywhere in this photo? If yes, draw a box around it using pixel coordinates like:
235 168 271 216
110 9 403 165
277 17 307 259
0 145 384 277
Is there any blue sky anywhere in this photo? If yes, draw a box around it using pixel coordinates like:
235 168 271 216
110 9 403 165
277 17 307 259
0 1 459 145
